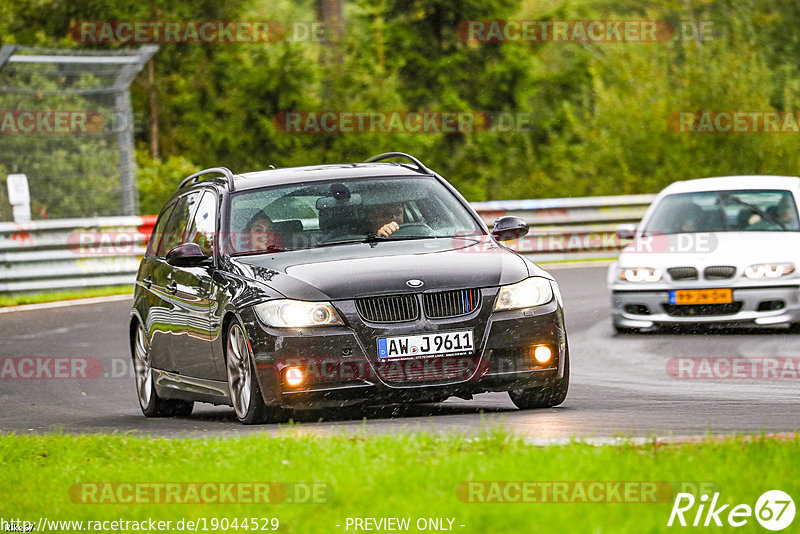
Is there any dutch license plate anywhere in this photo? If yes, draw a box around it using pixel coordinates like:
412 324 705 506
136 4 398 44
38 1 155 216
377 330 474 359
669 288 732 305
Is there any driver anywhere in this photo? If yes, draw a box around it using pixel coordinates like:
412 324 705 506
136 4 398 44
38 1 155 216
775 195 797 226
243 210 284 252
366 202 405 237
676 201 704 233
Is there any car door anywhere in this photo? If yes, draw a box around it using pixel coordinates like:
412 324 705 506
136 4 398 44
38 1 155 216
138 200 176 373
147 192 198 374
168 190 220 379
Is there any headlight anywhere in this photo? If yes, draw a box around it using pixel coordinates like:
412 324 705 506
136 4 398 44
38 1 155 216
493 277 553 311
744 263 795 279
254 300 344 328
619 267 662 282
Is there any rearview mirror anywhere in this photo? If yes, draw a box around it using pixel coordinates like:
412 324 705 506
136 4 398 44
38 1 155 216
491 216 529 242
166 243 211 267
615 224 637 240
315 193 363 210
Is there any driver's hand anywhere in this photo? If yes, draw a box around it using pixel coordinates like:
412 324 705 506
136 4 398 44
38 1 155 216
377 221 400 237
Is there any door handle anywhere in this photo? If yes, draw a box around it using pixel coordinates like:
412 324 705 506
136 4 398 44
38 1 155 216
166 282 178 294
143 277 153 288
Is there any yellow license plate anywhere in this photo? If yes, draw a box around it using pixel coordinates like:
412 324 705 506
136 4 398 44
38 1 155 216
670 289 732 305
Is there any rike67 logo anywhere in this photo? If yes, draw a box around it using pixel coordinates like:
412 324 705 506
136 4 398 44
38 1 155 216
668 490 795 530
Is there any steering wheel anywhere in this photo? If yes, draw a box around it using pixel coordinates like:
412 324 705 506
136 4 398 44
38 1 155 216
391 222 434 237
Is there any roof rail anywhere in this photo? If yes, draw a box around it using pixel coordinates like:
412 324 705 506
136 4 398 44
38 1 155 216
365 152 431 174
177 167 236 191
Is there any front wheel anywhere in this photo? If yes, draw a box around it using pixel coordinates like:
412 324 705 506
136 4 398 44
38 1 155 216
132 322 193 417
226 320 284 425
508 348 570 409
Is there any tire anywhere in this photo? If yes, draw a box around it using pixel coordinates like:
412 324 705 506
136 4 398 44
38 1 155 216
508 348 570 409
132 322 194 417
225 319 284 425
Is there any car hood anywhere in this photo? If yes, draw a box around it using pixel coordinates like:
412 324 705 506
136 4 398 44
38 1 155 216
619 231 800 268
229 237 535 301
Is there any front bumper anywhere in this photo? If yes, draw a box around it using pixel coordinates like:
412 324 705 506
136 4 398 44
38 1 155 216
611 284 800 329
240 290 567 408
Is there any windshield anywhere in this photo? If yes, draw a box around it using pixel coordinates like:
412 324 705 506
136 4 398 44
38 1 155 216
223 176 484 254
643 189 800 235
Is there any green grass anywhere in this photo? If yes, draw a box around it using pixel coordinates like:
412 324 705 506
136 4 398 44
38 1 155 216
1 431 797 532
0 286 131 307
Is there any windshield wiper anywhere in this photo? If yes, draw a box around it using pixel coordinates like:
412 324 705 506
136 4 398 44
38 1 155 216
719 194 786 230
316 234 434 247
230 244 285 256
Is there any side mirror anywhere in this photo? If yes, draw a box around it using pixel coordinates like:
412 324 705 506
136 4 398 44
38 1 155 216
615 224 637 240
491 216 529 242
166 243 211 267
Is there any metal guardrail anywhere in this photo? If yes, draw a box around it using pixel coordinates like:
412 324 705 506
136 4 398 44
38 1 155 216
0 194 655 294
0 216 156 294
472 194 655 262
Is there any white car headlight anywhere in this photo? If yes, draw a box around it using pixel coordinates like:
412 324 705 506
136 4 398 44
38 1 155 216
254 300 344 328
744 263 795 279
619 267 662 282
493 277 553 311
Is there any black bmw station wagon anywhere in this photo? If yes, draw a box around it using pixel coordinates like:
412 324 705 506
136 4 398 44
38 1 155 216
130 153 570 424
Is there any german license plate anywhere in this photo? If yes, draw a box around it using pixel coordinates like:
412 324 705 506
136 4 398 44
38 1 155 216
377 330 474 359
669 288 732 305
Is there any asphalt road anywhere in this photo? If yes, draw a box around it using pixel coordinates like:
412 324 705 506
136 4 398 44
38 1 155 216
1 265 799 438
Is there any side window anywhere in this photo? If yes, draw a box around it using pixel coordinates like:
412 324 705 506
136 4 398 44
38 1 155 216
146 202 176 257
156 192 200 256
186 191 217 256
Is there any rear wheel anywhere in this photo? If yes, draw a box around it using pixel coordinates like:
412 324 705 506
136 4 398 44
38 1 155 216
508 349 570 409
132 322 193 417
226 320 283 424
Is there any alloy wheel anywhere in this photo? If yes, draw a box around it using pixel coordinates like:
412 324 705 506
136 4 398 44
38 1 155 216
226 324 252 419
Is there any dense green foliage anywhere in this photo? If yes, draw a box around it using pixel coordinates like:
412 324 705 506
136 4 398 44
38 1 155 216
2 0 800 216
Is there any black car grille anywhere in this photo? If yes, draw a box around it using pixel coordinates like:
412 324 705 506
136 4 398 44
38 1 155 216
423 289 481 319
356 289 481 323
668 267 699 281
355 295 420 323
704 266 736 280
662 302 743 317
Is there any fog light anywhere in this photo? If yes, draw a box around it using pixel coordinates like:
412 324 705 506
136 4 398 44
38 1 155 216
284 367 304 387
533 345 552 364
